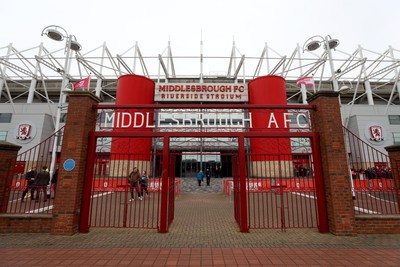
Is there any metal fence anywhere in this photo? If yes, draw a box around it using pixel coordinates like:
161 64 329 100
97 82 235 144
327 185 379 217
4 127 63 214
240 148 318 231
229 136 320 231
344 127 399 215
89 149 181 229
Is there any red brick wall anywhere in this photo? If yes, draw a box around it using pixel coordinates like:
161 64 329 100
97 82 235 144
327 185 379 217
0 142 21 214
309 92 357 236
385 144 400 210
355 216 400 234
50 91 100 235
0 142 41 233
0 215 52 233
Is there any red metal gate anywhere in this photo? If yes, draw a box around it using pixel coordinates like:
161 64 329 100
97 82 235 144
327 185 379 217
88 150 161 229
245 150 319 230
79 103 327 233
79 136 180 232
230 135 326 232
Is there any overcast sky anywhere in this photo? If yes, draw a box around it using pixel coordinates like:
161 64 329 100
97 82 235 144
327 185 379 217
1 0 398 58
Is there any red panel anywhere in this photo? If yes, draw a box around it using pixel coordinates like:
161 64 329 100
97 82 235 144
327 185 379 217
111 75 155 159
249 75 287 105
116 74 155 105
248 75 291 157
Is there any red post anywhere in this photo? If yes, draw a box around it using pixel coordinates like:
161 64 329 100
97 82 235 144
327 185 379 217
79 131 97 233
159 136 170 233
311 132 329 232
238 136 249 233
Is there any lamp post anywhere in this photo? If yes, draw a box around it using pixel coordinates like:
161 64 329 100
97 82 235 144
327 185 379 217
303 35 340 92
41 25 82 190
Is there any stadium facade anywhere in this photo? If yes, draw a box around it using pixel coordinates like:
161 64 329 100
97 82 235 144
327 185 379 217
1 36 399 162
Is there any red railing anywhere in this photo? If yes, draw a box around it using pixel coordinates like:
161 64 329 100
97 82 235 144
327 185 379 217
243 150 319 231
223 178 315 196
88 149 181 229
344 126 399 215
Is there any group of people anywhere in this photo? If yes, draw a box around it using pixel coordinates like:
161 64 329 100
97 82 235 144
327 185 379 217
128 167 149 201
21 166 58 202
351 166 393 180
196 168 212 186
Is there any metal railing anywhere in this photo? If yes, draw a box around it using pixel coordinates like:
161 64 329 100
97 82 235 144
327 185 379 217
343 126 399 215
5 127 64 214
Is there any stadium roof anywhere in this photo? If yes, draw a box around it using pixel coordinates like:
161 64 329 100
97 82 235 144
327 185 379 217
1 40 399 106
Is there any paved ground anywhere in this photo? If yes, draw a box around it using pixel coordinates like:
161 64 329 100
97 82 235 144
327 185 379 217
1 177 399 266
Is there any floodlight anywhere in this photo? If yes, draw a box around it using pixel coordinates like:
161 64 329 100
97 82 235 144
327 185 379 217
69 40 82 51
303 35 340 52
327 39 340 50
339 81 353 94
305 40 321 51
45 29 64 41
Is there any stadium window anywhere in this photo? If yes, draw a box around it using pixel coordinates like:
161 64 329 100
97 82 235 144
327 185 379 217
393 132 400 144
0 131 7 141
0 113 12 123
388 115 400 125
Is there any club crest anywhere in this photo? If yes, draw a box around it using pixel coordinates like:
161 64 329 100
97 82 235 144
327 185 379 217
14 120 37 143
16 123 32 140
369 125 384 142
364 123 385 145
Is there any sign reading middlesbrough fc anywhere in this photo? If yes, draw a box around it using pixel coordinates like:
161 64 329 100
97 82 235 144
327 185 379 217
155 83 248 102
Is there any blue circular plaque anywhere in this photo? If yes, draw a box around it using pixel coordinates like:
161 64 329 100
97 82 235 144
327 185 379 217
63 159 76 171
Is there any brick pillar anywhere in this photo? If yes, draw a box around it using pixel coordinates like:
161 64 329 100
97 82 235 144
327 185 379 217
385 144 400 208
0 142 21 213
308 92 356 236
51 91 101 235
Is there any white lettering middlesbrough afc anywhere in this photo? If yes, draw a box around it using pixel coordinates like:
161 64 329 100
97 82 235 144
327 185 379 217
102 112 308 129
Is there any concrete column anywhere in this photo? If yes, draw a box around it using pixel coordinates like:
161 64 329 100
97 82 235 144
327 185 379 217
308 91 357 236
51 91 101 235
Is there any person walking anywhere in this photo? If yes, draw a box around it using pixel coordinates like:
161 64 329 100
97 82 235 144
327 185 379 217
35 166 50 202
206 167 211 186
51 168 58 199
141 170 149 197
197 170 204 186
128 167 142 201
21 167 37 201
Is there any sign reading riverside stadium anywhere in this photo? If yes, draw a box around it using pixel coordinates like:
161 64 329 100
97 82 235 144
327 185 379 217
154 83 248 102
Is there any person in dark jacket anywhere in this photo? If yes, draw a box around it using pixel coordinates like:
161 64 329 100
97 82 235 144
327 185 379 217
51 169 58 199
21 167 37 201
140 170 149 197
128 167 142 201
206 168 211 186
35 166 50 202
